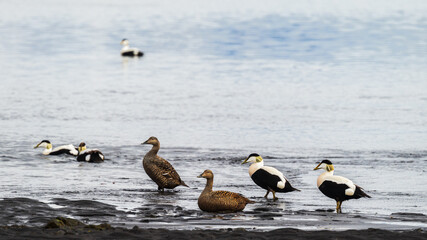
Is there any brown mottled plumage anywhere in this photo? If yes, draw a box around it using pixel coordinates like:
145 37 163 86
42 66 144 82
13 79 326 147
197 170 254 213
142 137 188 191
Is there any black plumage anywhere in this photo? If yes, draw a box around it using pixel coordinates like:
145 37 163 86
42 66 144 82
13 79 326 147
77 150 104 163
48 148 78 156
76 142 104 163
319 181 369 201
314 159 371 213
121 51 143 57
242 153 299 200
251 169 298 194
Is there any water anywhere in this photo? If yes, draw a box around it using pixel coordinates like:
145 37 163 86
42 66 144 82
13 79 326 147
0 0 426 230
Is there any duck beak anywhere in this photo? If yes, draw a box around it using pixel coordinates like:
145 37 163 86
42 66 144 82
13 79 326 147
313 162 322 170
241 158 249 164
197 174 203 178
141 140 148 145
34 143 41 149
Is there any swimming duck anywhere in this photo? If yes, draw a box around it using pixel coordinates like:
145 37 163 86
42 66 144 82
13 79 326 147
314 159 371 213
242 153 299 200
120 39 143 57
34 140 78 156
141 136 188 191
197 169 254 213
76 142 105 163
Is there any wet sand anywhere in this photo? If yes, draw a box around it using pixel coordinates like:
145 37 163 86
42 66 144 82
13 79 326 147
0 197 426 239
0 224 425 240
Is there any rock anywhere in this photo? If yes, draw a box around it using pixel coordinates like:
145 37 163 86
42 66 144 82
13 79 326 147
85 223 112 230
45 217 112 232
45 217 84 229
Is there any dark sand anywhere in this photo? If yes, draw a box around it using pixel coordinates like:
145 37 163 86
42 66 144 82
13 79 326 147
0 224 425 240
1 198 426 239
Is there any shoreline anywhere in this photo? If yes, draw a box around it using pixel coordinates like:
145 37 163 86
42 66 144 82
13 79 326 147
0 225 425 240
1 197 426 233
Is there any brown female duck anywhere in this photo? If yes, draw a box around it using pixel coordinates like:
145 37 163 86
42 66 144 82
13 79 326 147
141 136 188 191
197 169 254 212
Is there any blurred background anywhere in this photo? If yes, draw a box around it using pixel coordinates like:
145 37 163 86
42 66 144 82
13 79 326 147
0 0 426 151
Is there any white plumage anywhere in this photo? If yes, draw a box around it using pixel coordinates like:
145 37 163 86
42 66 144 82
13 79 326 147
34 140 78 156
242 153 299 200
317 172 356 196
314 159 371 213
120 39 143 57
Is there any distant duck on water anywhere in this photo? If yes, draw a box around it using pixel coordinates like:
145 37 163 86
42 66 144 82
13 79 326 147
141 136 188 191
120 39 143 57
242 153 300 201
76 142 105 163
197 169 254 213
34 140 78 156
314 160 371 213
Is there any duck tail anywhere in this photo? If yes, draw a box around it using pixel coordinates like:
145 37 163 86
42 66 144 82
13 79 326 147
180 180 189 188
286 181 301 192
355 185 371 198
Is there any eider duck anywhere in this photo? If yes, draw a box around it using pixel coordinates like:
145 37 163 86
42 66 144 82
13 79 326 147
314 159 371 213
34 140 78 156
242 153 299 200
141 136 188 191
120 39 143 57
76 142 105 163
197 169 254 213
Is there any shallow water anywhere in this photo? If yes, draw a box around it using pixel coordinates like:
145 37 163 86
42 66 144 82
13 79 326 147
0 0 426 231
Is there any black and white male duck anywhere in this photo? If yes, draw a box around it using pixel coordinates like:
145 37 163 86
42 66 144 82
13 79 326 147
314 159 371 213
242 153 299 200
34 140 78 156
120 39 143 57
76 142 105 163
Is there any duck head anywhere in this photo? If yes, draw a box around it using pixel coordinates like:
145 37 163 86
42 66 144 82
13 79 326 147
242 153 263 164
197 169 214 179
78 142 87 152
314 159 335 172
120 39 130 46
34 140 52 149
142 136 159 145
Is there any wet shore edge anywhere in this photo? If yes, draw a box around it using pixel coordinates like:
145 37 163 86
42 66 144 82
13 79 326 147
0 217 425 240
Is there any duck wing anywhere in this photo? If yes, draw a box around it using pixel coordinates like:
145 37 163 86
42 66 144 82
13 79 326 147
321 175 356 197
152 156 182 181
200 190 253 212
210 191 253 204
51 144 78 156
77 149 104 163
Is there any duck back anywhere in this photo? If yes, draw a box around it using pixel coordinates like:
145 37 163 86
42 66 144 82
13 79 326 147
198 190 253 213
143 154 186 189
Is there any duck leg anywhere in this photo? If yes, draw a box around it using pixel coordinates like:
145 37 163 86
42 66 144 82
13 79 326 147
264 190 270 198
158 186 164 192
272 190 278 201
336 201 342 213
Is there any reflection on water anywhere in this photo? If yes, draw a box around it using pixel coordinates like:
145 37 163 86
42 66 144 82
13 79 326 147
0 0 426 230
